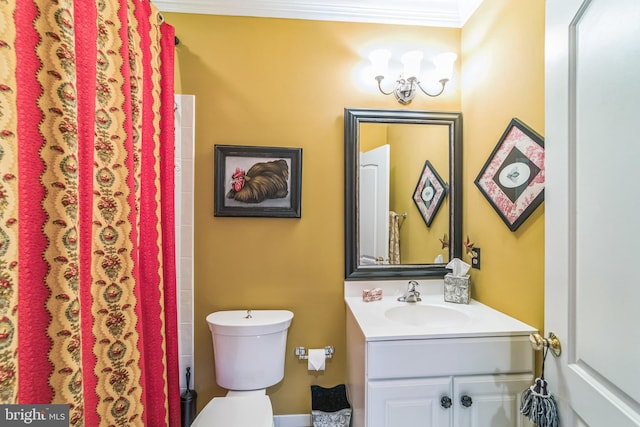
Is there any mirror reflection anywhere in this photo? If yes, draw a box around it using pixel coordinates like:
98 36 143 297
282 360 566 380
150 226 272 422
344 108 462 279
360 123 450 265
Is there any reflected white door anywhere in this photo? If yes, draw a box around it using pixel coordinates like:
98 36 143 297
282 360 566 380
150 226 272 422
359 145 390 265
545 0 640 425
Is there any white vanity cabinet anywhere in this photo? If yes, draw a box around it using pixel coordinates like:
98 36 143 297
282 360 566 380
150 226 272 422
367 374 533 427
452 374 533 426
346 309 536 427
367 377 451 426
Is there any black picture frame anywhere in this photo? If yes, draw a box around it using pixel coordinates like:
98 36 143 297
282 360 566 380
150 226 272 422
214 145 302 218
474 118 544 231
412 160 447 227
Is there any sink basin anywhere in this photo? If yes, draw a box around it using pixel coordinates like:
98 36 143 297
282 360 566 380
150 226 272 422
385 304 470 327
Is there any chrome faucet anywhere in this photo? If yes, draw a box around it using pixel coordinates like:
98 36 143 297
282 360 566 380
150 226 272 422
397 280 421 302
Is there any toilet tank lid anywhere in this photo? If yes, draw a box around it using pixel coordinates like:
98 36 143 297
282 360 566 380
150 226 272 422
207 310 293 336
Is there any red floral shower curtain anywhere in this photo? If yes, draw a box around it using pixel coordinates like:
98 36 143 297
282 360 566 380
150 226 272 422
0 0 180 425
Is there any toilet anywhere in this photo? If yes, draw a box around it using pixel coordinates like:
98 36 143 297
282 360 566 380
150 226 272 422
191 309 294 427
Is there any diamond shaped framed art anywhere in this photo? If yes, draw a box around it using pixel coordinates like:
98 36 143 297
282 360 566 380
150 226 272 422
412 160 447 227
474 118 544 231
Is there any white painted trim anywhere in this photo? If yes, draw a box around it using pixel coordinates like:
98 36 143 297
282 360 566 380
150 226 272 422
154 0 483 28
273 414 312 427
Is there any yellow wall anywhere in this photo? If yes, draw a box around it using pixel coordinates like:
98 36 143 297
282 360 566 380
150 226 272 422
166 13 460 415
389 125 450 263
461 0 545 329
166 0 544 415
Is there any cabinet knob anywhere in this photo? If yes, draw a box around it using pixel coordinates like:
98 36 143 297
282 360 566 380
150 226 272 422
440 396 452 409
461 395 473 407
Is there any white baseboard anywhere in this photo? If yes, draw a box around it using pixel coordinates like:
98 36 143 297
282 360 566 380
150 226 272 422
273 414 312 427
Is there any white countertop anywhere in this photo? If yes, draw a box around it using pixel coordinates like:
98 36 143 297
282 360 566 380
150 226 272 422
345 279 537 341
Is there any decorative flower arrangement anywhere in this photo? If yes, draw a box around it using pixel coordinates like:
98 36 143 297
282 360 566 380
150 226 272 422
439 234 449 249
439 234 477 260
463 235 477 259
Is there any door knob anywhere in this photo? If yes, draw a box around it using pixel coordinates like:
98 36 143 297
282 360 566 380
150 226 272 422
461 395 473 407
440 396 452 409
529 332 562 357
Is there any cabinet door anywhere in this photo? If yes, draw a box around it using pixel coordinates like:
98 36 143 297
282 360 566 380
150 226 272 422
367 377 452 427
453 374 534 427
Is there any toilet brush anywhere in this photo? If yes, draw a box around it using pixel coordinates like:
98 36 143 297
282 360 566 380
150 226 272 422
180 367 197 427
520 346 559 427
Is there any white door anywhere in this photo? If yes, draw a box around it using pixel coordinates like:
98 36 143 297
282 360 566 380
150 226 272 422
545 0 640 425
359 145 390 265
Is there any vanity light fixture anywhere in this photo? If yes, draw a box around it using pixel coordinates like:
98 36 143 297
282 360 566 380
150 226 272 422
369 49 457 105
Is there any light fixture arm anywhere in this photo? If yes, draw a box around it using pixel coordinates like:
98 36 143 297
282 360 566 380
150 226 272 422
369 50 456 104
374 75 450 105
374 75 395 96
415 78 449 97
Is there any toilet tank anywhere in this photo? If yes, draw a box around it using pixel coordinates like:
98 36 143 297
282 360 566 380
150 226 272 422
206 310 293 390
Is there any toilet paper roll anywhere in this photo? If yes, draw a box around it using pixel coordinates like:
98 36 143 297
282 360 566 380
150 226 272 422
308 349 326 371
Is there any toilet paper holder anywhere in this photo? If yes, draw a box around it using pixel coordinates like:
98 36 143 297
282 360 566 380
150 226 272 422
295 346 334 360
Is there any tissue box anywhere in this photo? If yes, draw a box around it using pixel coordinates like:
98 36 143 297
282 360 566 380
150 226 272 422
444 273 471 304
362 288 382 302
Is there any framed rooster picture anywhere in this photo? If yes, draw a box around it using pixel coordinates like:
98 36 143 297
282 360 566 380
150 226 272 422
214 145 302 218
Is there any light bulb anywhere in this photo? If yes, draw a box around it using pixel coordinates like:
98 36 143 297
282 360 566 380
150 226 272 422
369 49 391 78
433 52 457 81
401 50 423 79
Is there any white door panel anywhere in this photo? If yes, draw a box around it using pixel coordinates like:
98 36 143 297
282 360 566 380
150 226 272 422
359 145 390 265
546 0 640 425
574 1 640 404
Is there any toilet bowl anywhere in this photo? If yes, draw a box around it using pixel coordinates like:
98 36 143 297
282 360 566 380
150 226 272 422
191 310 294 426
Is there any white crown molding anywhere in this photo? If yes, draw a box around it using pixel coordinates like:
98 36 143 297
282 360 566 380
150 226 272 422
154 0 483 28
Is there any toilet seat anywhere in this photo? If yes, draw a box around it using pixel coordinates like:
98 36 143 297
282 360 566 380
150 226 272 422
191 395 273 427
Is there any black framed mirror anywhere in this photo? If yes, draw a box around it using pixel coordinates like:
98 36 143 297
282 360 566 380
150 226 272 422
344 108 462 279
